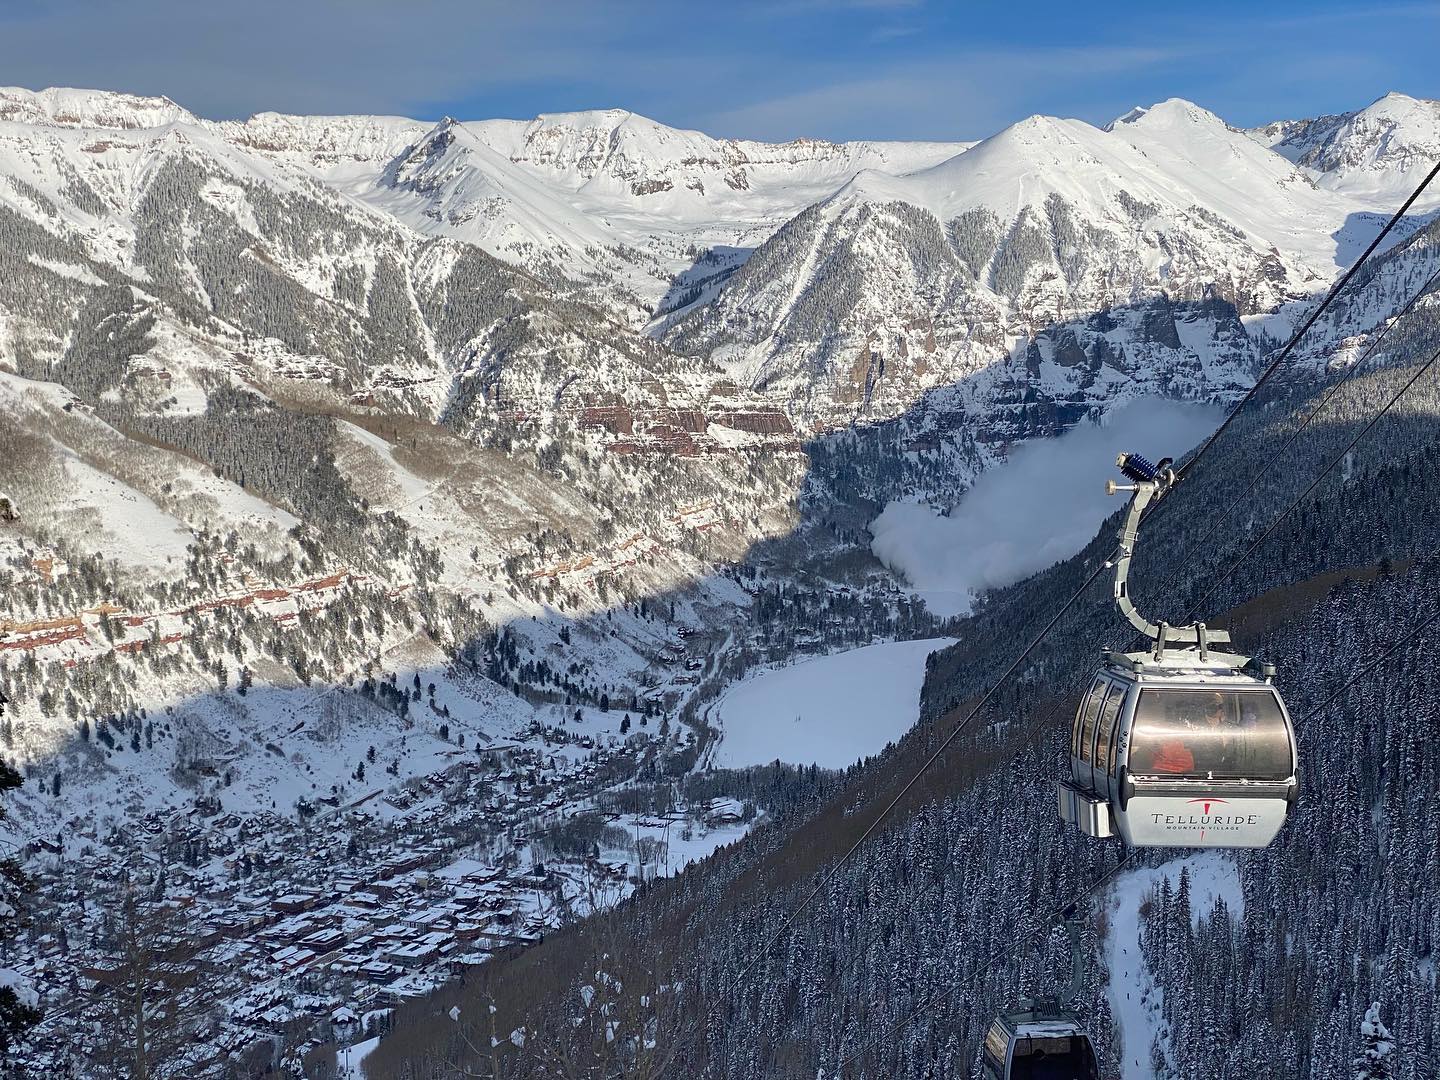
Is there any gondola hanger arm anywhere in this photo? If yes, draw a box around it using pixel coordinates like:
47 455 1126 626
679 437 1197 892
1107 452 1228 653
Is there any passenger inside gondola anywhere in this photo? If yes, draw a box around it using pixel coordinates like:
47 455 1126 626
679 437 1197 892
1013 1058 1087 1080
1131 689 1291 779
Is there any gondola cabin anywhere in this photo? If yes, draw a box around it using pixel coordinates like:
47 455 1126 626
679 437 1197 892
1058 649 1298 848
1057 450 1302 848
980 1006 1099 1080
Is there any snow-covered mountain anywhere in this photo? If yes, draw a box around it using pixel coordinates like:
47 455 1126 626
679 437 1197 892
0 86 730 431
0 85 196 129
661 98 1390 429
4 85 1435 440
303 108 969 318
1248 91 1440 205
0 84 970 327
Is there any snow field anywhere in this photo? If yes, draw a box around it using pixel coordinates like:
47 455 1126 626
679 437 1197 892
712 637 956 769
869 398 1222 616
336 1035 380 1077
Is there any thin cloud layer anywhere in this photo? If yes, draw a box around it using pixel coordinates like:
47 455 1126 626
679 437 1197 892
869 398 1224 616
0 0 633 119
0 1 1434 141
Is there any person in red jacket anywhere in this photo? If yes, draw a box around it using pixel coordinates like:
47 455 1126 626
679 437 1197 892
1145 735 1195 774
1141 692 1232 775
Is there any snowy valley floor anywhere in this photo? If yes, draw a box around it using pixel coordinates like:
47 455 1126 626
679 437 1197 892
708 637 957 770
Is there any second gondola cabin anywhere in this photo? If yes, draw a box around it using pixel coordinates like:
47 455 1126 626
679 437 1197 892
980 1005 1099 1080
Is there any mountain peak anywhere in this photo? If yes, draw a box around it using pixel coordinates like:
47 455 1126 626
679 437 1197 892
975 113 1092 153
1275 90 1440 200
0 86 196 130
1358 89 1435 120
530 107 644 131
520 108 718 150
1108 105 1150 129
1107 97 1223 132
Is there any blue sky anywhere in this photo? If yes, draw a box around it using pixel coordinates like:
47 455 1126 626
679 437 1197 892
2 1 1436 141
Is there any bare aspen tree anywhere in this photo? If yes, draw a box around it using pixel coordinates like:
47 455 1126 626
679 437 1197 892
86 890 218 1078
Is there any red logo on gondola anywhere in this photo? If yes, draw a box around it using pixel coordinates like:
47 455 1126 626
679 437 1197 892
1186 797 1229 815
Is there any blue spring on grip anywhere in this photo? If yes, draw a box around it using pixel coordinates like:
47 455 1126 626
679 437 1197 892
1118 452 1159 483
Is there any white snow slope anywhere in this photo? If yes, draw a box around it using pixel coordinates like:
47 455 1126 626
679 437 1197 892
870 397 1223 615
712 638 956 769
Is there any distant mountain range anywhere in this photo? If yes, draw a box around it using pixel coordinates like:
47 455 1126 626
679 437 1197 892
2 86 1433 436
0 83 1435 826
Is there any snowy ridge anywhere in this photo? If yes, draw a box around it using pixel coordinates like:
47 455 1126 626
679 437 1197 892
472 107 965 209
222 110 429 167
0 86 196 129
357 110 970 314
365 117 622 277
834 98 1345 273
1249 92 1440 207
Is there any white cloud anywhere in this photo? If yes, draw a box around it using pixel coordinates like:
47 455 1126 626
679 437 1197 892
869 398 1223 616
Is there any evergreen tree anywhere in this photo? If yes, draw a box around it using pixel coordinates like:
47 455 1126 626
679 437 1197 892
1354 1003 1394 1080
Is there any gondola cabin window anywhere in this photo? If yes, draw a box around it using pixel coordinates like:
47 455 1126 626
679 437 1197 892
1009 1035 1100 1079
1130 689 1292 780
1077 681 1114 764
1093 683 1125 772
982 1022 1009 1076
1072 680 1105 759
